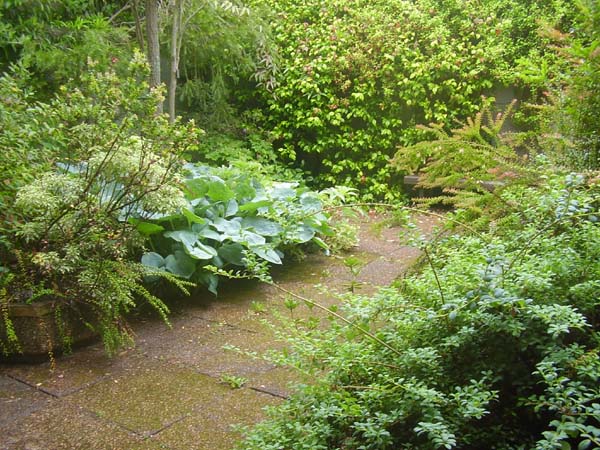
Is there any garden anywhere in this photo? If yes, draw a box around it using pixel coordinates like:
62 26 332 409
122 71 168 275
0 0 599 448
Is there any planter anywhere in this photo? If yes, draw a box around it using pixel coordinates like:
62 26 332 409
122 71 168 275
1 300 98 362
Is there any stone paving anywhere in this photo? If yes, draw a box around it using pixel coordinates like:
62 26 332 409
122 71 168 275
0 215 439 450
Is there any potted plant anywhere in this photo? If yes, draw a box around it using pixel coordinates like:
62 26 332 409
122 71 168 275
0 55 196 358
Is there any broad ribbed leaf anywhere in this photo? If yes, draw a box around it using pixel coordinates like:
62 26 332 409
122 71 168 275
251 245 282 264
288 224 316 243
241 217 283 236
197 227 223 241
238 230 266 246
182 208 206 224
185 242 217 260
218 243 245 266
165 251 196 278
134 221 165 236
225 199 239 217
212 217 242 235
164 230 198 248
141 252 165 268
300 193 322 213
207 180 235 201
238 199 272 213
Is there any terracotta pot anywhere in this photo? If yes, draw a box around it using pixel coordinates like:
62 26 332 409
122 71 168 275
1 300 98 362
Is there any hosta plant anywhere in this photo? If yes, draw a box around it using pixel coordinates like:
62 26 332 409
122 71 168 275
140 164 335 294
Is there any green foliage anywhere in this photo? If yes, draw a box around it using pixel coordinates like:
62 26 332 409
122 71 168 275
0 0 133 95
0 56 197 355
141 164 335 294
244 0 572 199
166 0 276 130
392 100 524 187
239 172 600 449
552 0 600 169
219 373 248 389
391 100 535 220
184 132 306 181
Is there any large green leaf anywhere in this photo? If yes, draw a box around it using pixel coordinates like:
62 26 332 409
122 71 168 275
225 199 239 217
238 230 266 246
207 180 235 201
241 217 283 236
239 199 272 213
141 252 166 268
300 193 323 213
130 219 165 236
196 272 219 295
196 226 223 242
182 207 206 225
212 217 242 235
164 230 199 248
270 184 297 200
312 237 330 255
218 243 245 266
185 178 210 199
250 245 282 264
165 251 196 278
288 224 316 243
185 242 217 260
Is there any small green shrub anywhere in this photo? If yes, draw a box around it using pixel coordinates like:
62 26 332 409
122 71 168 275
238 172 600 449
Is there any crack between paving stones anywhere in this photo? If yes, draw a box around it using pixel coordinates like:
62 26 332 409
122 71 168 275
144 413 191 437
76 405 149 437
6 372 114 399
74 402 188 441
5 373 60 398
249 385 289 399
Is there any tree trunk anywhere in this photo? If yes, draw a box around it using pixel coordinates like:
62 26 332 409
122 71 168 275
168 0 183 123
145 0 163 113
132 0 145 50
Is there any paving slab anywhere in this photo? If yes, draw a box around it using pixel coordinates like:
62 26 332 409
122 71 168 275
0 399 166 450
68 359 232 436
0 375 52 427
0 343 136 398
155 387 281 450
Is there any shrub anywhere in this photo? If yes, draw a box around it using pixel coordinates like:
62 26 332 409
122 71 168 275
554 0 600 169
238 172 600 449
0 54 198 355
244 0 573 199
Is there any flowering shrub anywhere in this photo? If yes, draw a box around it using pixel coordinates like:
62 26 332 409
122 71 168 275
0 55 199 355
244 0 573 199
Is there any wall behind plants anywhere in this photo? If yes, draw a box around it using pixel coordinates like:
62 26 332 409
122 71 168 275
244 0 574 200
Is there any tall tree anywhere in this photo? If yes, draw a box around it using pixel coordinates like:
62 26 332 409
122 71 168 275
168 0 183 122
145 0 163 113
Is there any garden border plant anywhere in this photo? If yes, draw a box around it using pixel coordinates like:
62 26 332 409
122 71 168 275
0 54 198 357
235 170 600 450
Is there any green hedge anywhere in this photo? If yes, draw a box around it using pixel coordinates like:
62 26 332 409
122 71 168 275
246 0 573 199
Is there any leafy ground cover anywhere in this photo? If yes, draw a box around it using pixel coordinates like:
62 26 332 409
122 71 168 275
239 171 600 449
140 163 336 294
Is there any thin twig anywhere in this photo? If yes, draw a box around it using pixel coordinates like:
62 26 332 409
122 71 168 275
269 282 403 358
423 246 444 308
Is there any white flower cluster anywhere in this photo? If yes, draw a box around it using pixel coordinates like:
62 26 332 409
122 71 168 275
15 173 83 217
